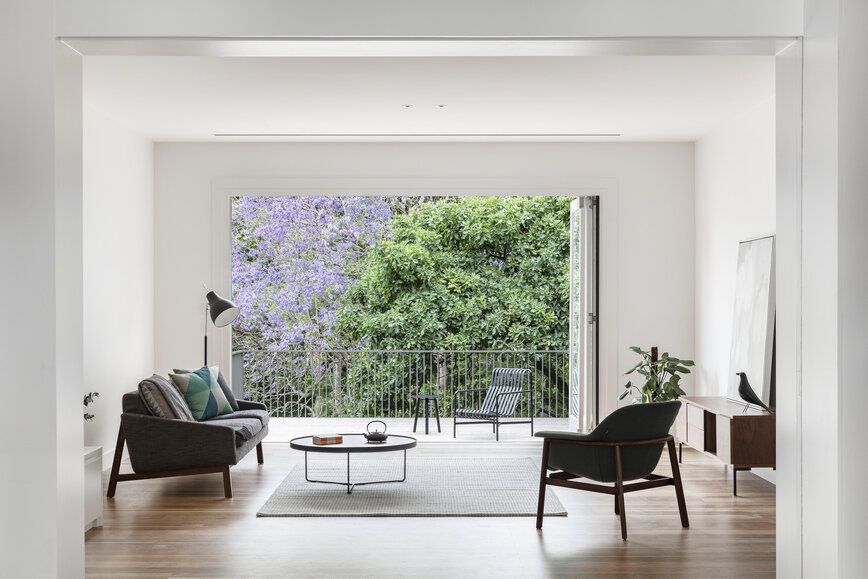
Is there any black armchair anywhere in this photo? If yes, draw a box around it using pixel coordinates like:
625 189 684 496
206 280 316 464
535 401 688 540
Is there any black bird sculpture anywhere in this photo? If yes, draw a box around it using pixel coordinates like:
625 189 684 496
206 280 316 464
736 372 773 413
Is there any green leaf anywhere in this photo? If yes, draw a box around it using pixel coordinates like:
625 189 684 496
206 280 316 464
624 361 644 375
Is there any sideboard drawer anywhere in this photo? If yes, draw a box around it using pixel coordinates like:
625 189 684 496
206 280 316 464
687 404 705 430
675 404 687 442
687 424 705 449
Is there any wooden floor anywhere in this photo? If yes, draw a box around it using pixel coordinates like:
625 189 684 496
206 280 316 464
86 420 775 578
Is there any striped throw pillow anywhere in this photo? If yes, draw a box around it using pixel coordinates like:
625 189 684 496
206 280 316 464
169 366 234 421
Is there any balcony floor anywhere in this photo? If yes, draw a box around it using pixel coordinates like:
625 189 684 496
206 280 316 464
266 416 568 442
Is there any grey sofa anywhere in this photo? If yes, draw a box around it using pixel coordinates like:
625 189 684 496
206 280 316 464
107 382 269 499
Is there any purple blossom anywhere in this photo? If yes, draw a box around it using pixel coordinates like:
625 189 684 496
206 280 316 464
232 196 392 351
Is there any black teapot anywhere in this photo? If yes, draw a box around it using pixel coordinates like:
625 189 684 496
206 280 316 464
363 420 388 443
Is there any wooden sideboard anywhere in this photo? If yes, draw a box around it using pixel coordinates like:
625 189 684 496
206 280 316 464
675 396 775 495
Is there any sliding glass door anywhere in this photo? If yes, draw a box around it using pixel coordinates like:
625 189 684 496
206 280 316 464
568 196 599 432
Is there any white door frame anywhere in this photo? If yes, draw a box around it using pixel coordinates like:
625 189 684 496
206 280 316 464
209 177 620 419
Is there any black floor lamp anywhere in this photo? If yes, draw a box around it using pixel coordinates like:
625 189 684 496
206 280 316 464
204 290 240 366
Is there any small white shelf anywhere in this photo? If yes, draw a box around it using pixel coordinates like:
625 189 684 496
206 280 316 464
84 446 103 531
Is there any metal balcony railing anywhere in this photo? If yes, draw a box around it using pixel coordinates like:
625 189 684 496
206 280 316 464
234 349 569 418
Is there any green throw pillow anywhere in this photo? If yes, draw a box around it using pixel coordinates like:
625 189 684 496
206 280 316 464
169 366 233 421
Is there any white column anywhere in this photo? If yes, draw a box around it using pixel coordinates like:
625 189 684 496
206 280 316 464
796 0 868 576
0 2 84 576
774 39 803 579
55 41 86 578
837 0 868 575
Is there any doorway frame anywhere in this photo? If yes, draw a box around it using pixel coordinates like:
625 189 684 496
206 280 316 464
50 35 805 576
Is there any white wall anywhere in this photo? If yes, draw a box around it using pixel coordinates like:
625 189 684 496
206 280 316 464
154 141 695 417
83 105 155 462
694 100 777 485
694 100 776 398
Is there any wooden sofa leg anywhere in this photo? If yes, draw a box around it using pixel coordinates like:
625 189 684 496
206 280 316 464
536 440 551 529
256 442 264 464
222 466 233 498
106 426 125 498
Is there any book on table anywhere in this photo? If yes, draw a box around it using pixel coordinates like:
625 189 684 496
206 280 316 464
313 434 343 445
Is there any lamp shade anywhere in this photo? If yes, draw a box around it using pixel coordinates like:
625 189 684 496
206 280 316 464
206 291 240 327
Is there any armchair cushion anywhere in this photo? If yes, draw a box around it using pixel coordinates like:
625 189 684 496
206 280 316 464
138 374 194 421
173 366 239 411
170 366 234 420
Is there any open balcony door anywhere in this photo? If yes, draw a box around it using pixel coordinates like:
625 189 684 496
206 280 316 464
568 196 599 432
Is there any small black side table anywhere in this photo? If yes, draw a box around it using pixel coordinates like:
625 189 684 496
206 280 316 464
411 395 441 434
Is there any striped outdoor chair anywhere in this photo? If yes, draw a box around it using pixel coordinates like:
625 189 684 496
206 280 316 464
452 367 534 441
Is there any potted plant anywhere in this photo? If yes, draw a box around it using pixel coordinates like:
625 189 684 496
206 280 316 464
619 346 694 403
83 391 99 421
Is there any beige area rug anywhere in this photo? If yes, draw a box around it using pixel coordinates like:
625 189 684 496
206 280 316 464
257 456 567 517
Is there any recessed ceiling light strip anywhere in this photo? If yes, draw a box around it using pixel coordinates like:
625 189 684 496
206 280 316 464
213 133 621 137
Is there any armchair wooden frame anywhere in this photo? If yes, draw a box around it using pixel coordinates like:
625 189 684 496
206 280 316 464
535 434 688 540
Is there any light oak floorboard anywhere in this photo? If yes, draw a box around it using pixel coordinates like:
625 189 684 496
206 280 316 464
87 424 774 578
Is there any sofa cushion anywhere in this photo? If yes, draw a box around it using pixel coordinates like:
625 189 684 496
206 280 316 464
207 409 269 428
170 366 234 421
138 375 194 421
205 416 262 446
173 366 239 411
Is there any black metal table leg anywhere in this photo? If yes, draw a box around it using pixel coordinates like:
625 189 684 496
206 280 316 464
303 450 409 494
424 398 430 434
679 442 683 463
433 398 441 433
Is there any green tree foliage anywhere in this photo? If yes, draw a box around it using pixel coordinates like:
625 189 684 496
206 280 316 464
337 196 571 350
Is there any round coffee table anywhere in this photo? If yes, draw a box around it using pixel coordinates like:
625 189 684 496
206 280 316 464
290 434 417 494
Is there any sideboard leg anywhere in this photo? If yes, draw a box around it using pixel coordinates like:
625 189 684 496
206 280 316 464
733 467 742 496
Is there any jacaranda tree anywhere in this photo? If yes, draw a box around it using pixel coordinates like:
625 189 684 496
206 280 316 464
231 195 393 352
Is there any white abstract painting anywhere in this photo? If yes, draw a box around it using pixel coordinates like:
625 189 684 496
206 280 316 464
728 236 775 407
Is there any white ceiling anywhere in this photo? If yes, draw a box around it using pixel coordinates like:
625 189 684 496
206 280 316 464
83 55 774 142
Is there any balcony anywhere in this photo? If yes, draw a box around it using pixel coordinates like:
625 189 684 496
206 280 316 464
234 349 569 438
